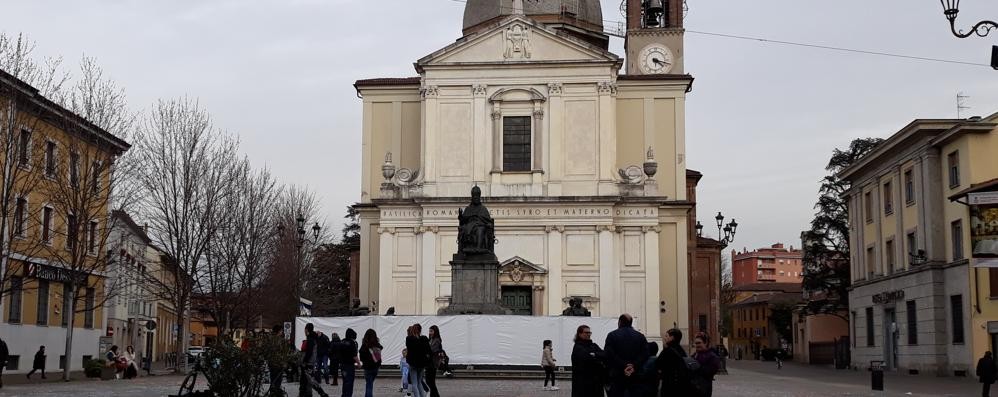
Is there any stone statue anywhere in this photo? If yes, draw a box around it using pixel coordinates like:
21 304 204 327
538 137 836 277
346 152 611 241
562 297 592 317
458 186 495 255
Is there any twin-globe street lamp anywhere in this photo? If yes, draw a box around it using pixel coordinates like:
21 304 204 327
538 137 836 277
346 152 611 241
695 211 738 245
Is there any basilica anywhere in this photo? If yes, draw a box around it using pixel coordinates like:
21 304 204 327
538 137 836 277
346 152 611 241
353 0 694 341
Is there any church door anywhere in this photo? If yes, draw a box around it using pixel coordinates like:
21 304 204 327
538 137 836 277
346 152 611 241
501 286 532 315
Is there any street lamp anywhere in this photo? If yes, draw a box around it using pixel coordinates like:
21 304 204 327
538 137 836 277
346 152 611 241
695 221 704 238
714 211 738 245
940 0 997 38
280 215 320 320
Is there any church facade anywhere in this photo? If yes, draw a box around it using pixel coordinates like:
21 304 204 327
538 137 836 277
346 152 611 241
354 0 693 339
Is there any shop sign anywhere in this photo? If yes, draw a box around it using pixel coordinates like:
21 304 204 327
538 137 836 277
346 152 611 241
969 192 998 259
872 290 905 305
27 263 87 284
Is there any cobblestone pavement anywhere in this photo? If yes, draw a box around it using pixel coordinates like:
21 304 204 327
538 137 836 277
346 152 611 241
0 361 982 396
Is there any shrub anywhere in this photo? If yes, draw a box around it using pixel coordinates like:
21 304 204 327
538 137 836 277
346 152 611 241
84 358 106 378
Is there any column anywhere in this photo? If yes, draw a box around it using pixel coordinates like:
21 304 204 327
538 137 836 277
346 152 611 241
598 226 618 317
491 103 502 173
378 227 396 315
546 226 564 314
533 105 544 171
644 226 662 340
473 85 488 182
419 226 439 314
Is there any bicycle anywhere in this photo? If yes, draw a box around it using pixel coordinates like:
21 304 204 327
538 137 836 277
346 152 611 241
173 357 210 397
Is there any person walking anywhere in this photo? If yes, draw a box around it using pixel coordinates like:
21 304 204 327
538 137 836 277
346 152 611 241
317 331 331 385
604 314 649 397
0 337 9 388
26 345 46 380
123 346 139 379
405 324 431 397
691 335 720 397
656 329 692 397
571 325 607 397
978 351 997 397
426 325 446 397
541 339 559 391
340 328 361 397
268 324 289 394
359 329 383 397
400 348 411 396
301 323 331 397
329 333 342 385
428 325 452 378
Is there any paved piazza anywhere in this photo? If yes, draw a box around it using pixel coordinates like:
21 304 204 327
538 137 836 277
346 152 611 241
0 361 980 396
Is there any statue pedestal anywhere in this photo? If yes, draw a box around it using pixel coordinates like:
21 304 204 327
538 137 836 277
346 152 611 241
438 252 511 315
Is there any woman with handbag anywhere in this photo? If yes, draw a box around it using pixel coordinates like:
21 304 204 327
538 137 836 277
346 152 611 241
427 325 447 397
123 346 139 379
359 329 383 397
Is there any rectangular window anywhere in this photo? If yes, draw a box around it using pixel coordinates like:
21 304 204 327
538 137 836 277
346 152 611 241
991 269 998 299
36 280 49 326
84 287 95 328
18 129 31 166
948 151 960 188
502 116 531 172
91 161 101 194
59 355 66 370
88 221 98 254
864 192 873 223
62 283 72 327
952 220 964 261
698 314 708 332
906 300 918 345
907 232 917 265
42 206 53 243
866 307 875 347
69 152 80 188
885 239 895 273
67 214 77 251
14 197 27 237
951 295 965 344
883 181 893 215
904 169 914 205
851 311 857 347
45 141 56 177
866 246 876 277
8 276 23 323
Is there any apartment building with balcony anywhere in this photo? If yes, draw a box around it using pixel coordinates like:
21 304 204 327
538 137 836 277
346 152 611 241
732 243 803 287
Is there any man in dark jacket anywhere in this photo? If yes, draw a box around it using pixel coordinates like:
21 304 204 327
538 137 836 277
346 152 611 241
299 323 329 397
978 351 997 397
316 331 331 384
0 337 8 387
26 346 46 380
604 314 649 397
657 328 692 397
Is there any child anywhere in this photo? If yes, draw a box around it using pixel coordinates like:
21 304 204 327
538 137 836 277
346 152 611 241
399 348 411 396
541 340 558 391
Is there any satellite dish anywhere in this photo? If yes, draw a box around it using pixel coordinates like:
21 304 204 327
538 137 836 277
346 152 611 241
145 320 157 331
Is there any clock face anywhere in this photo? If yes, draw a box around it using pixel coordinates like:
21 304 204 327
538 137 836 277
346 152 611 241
639 44 674 74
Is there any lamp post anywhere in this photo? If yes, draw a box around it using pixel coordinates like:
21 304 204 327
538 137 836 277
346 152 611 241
940 0 998 38
699 211 738 245
278 215 321 320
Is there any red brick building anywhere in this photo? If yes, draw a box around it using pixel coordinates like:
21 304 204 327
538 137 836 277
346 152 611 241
732 243 803 287
687 170 724 346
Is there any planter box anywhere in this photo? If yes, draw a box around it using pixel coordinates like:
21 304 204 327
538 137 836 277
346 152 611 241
101 366 117 380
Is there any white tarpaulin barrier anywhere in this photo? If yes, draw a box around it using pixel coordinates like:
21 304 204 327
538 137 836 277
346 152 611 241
296 316 620 366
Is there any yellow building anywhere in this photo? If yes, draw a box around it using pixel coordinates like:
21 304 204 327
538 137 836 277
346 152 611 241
839 111 998 378
0 68 130 373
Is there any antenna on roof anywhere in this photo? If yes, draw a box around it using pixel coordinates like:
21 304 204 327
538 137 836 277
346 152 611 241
957 92 970 119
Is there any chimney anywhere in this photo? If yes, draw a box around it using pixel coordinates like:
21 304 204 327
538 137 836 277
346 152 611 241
772 243 784 249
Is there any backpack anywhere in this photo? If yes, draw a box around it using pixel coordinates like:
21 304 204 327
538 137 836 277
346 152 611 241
682 356 700 378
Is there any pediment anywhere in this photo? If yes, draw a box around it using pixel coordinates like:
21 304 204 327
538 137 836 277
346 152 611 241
417 16 619 69
499 256 547 274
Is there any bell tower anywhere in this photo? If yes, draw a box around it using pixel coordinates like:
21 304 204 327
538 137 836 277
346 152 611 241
624 0 685 75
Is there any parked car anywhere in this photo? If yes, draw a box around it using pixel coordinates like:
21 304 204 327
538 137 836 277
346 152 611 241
187 346 205 363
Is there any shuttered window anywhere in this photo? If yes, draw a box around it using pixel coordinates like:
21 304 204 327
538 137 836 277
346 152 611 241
906 300 918 345
502 116 531 171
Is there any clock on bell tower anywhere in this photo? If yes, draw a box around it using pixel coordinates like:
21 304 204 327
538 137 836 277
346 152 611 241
624 0 685 75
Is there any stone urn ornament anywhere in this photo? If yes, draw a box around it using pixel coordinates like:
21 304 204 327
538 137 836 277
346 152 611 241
643 146 658 178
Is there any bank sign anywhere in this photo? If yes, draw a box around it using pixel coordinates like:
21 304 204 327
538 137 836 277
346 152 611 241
969 192 998 260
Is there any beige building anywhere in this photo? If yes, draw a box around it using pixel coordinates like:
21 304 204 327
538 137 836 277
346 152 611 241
840 111 998 377
353 0 694 339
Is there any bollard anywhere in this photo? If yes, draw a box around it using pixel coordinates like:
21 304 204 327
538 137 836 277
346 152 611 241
870 360 885 391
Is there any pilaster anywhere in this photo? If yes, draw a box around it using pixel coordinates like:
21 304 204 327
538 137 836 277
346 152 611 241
644 225 661 340
378 227 396 315
419 227 439 314
545 225 564 314
598 227 618 317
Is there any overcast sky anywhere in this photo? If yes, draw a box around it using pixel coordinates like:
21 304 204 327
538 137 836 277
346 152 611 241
2 0 997 255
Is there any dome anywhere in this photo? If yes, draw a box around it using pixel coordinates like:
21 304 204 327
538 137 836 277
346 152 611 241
463 0 605 37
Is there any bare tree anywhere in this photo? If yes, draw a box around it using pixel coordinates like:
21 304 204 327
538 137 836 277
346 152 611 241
132 97 240 372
